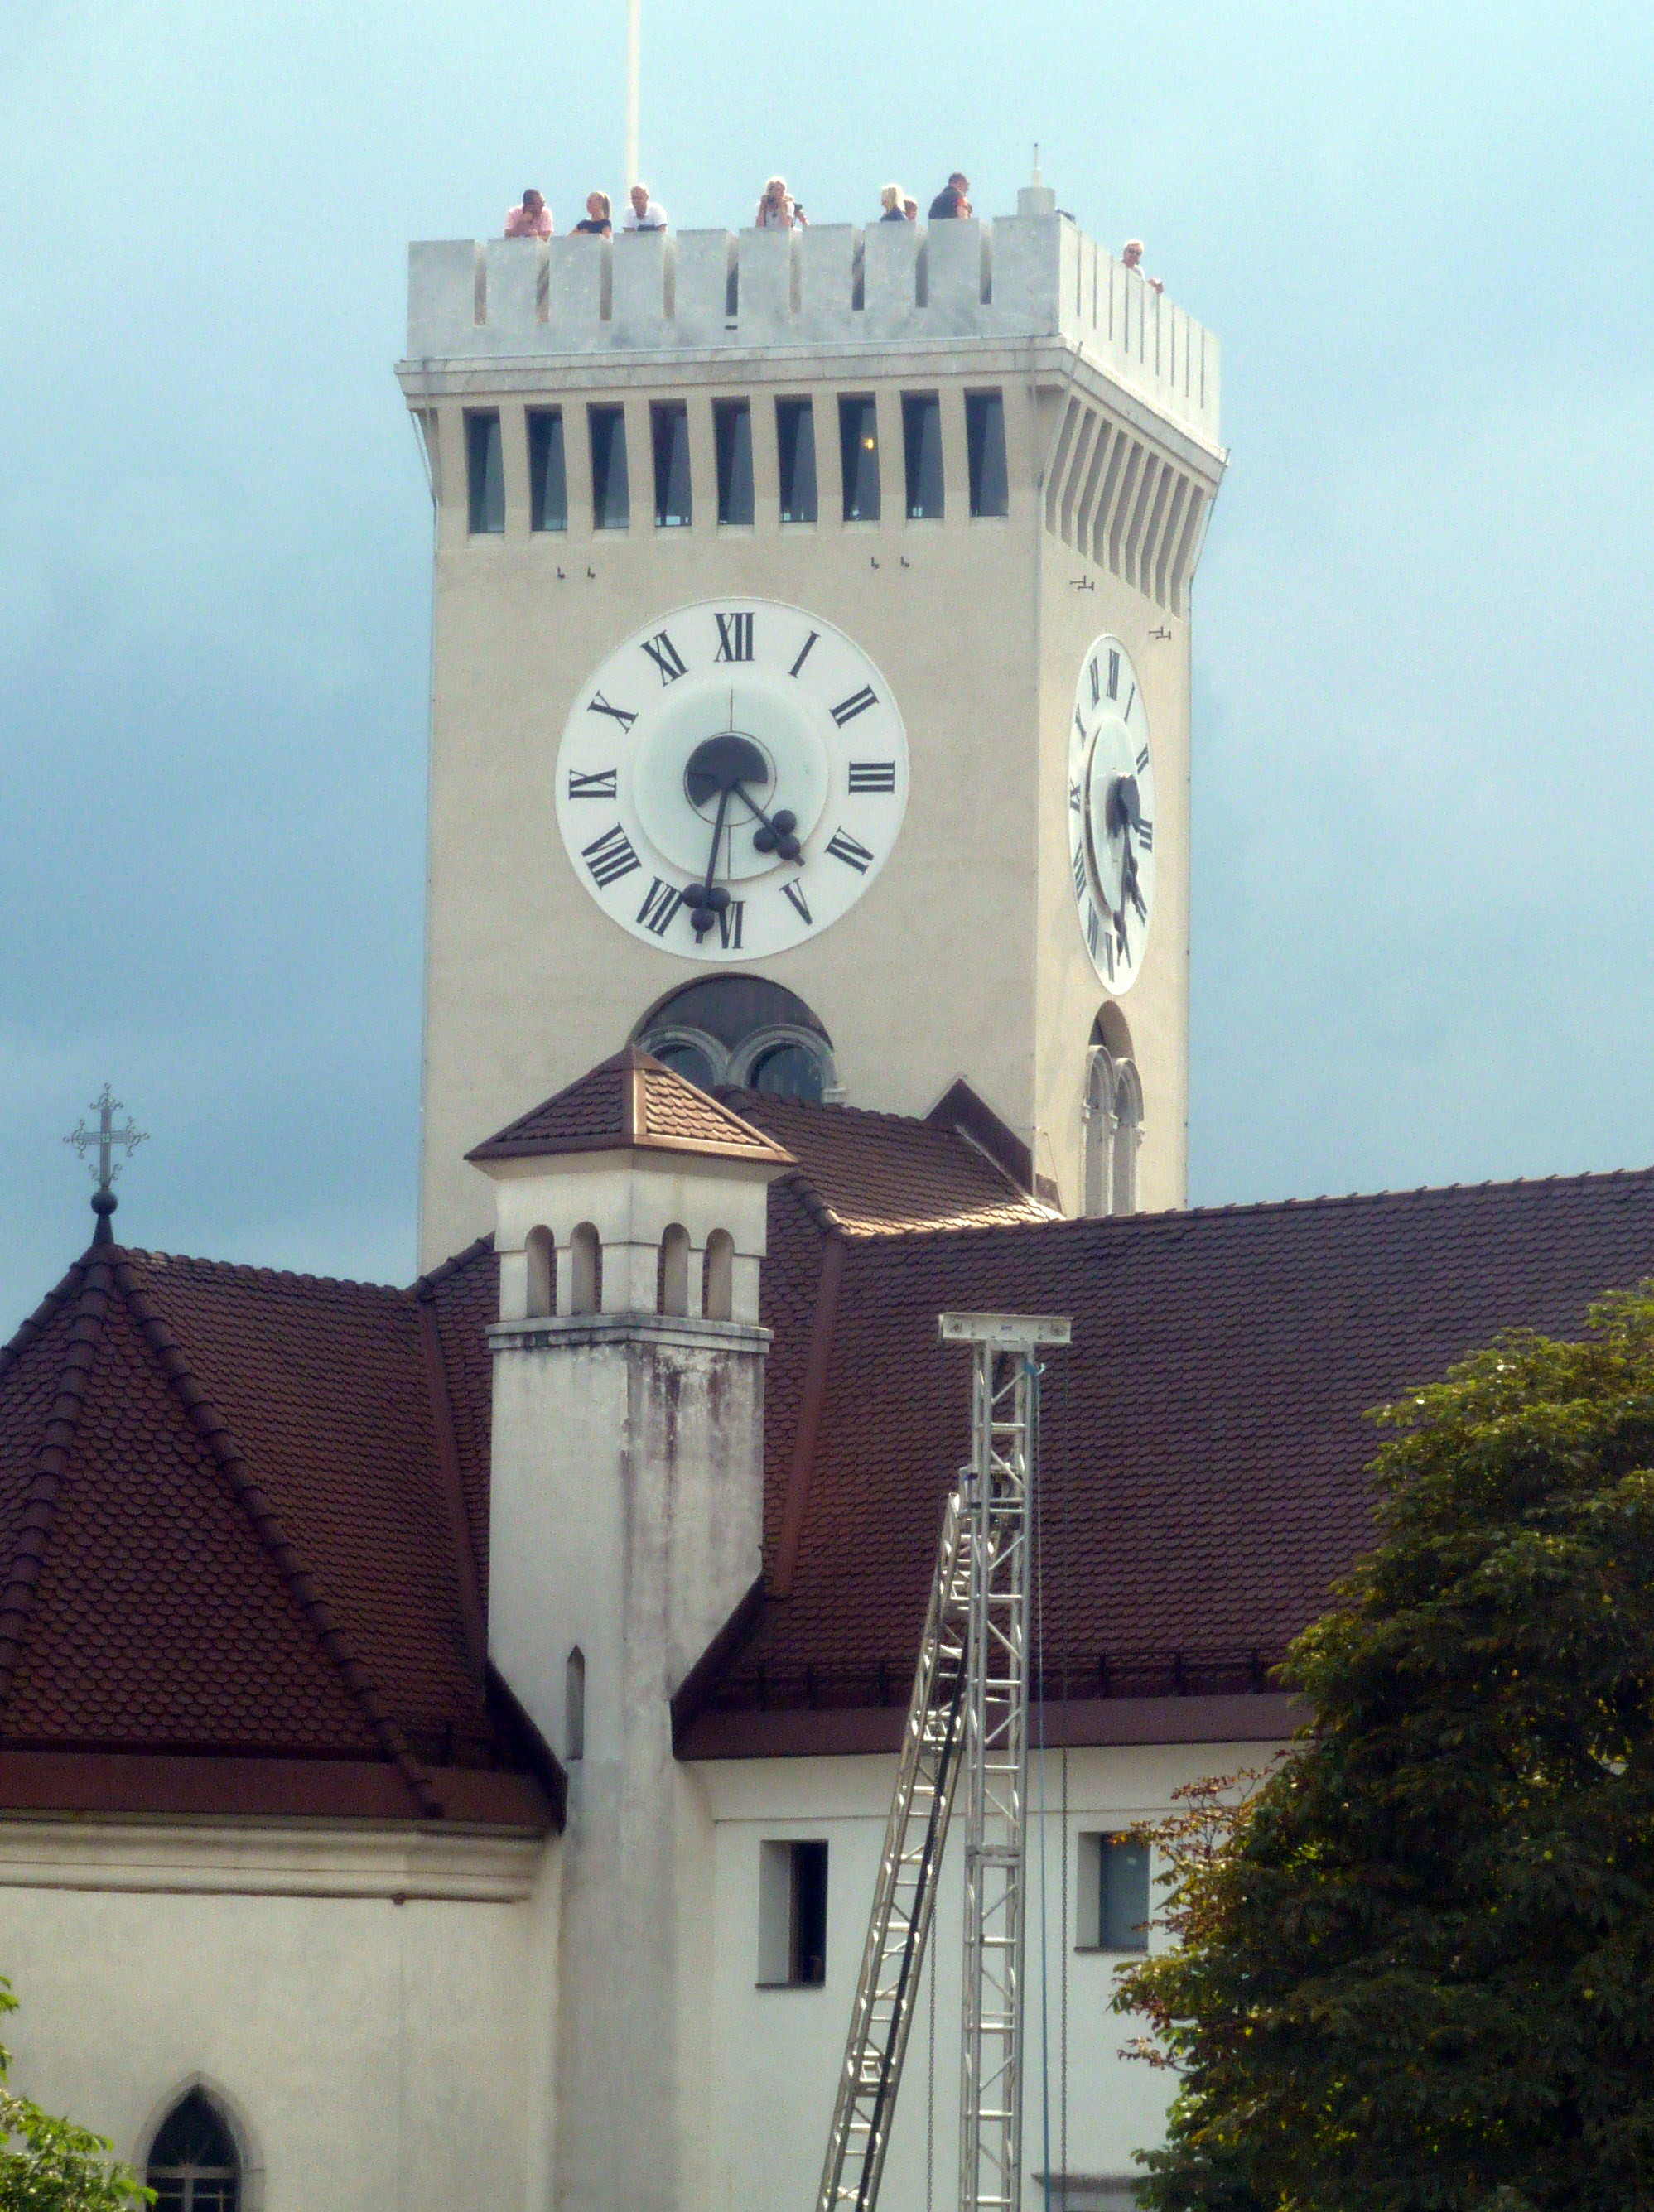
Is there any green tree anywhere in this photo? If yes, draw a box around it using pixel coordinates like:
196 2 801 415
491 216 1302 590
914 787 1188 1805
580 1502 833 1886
0 1983 146 2210
1114 1287 1654 2212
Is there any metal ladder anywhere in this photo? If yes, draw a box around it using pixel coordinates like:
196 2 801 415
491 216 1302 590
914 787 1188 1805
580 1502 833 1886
815 1313 1070 2212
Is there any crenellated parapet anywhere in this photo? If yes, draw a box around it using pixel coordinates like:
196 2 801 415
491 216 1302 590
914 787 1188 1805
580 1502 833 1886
405 202 1219 446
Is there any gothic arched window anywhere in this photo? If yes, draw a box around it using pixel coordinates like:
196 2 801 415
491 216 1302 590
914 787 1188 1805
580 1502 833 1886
147 2090 240 2212
1083 1039 1145 1218
525 1226 556 1318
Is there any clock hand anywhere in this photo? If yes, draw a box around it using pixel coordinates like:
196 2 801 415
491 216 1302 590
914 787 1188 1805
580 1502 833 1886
682 785 735 937
730 782 802 862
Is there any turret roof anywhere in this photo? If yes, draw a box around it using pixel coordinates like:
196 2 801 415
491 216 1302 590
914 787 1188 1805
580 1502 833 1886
466 1047 793 1167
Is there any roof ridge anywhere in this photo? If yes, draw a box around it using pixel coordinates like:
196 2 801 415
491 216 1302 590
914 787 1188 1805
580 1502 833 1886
0 1253 93 1380
117 1247 406 1297
410 1232 495 1299
109 1256 443 1817
0 1254 111 1720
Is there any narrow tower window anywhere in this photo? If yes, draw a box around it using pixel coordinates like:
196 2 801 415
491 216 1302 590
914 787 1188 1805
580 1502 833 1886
525 1225 556 1318
660 1223 692 1317
1078 1832 1151 1953
838 395 880 522
465 410 504 535
775 398 817 523
570 1222 600 1314
566 1646 586 1761
652 401 692 528
528 408 567 531
901 392 944 520
704 1229 735 1322
147 2089 241 2212
758 1839 829 1986
714 400 755 525
967 390 1009 517
589 405 629 529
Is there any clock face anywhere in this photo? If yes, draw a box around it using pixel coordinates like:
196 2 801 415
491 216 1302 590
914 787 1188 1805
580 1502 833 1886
1068 635 1156 992
556 598 909 960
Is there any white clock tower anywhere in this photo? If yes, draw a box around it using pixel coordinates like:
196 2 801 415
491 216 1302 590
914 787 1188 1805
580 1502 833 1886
399 180 1224 1265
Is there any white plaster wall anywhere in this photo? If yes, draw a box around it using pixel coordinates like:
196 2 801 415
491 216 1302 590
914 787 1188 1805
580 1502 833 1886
0 1821 557 2212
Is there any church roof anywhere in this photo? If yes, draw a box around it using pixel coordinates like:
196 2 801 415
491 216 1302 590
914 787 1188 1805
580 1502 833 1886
467 1046 793 1166
3 1072 1652 1808
0 1241 554 1828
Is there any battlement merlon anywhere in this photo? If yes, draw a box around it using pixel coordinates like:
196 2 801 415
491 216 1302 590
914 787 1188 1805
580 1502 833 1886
401 208 1220 451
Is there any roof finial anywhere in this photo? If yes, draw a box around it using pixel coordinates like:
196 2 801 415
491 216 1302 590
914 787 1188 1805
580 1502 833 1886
65 1083 147 1246
1017 153 1058 220
1032 141 1043 186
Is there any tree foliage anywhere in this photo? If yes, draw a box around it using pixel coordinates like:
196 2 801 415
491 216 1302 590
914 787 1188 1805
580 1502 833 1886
1114 1287 1654 2212
0 1983 146 2211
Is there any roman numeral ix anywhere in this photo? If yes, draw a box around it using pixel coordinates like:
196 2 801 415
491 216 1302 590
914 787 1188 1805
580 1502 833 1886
846 761 897 794
641 631 687 684
567 767 618 801
714 611 754 663
581 822 642 889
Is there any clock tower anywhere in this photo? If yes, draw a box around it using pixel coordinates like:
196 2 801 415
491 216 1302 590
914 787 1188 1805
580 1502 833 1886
399 180 1224 1265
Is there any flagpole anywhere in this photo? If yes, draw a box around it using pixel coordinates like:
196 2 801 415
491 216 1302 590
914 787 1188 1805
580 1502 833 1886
624 0 641 187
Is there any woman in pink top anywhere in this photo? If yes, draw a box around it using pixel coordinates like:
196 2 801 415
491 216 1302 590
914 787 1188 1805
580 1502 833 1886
504 189 552 239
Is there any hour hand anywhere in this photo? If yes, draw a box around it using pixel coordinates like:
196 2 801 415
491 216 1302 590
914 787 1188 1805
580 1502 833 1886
732 783 802 862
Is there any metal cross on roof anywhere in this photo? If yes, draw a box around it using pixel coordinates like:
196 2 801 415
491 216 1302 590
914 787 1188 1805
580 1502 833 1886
65 1084 147 1243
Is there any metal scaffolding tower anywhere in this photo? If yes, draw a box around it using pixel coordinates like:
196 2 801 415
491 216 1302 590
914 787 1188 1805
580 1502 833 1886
816 1311 1071 2212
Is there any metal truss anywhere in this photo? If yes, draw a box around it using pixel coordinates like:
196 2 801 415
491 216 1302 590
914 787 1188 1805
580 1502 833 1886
815 1312 1069 2212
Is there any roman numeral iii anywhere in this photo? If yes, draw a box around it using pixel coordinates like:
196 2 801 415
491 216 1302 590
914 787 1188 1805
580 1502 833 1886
831 687 877 727
641 631 687 684
581 822 642 889
826 827 875 872
714 612 754 663
567 767 618 801
846 762 897 794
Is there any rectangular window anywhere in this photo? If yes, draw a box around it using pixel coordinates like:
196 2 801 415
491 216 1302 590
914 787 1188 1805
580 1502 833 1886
714 400 755 526
967 390 1009 518
652 401 692 528
1078 1832 1150 1954
839 395 880 522
902 392 944 520
528 409 567 532
465 410 504 535
776 397 817 523
758 1839 828 1986
589 404 629 530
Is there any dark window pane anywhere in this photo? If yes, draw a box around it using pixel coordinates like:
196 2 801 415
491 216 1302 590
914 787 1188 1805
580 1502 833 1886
715 400 754 525
528 409 567 531
652 402 692 528
838 395 880 522
751 1039 825 1103
776 398 817 523
791 1839 828 1984
465 411 504 534
649 1038 719 1090
902 393 944 519
967 390 1009 517
1101 1834 1150 1951
590 405 629 529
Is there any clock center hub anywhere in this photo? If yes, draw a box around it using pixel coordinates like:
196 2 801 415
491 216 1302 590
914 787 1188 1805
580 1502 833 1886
683 731 772 815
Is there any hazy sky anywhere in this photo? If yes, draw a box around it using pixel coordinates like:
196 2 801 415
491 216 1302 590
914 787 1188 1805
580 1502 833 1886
2 1 1651 1328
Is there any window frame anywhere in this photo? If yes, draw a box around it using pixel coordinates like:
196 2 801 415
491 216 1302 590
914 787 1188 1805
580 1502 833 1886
757 1836 829 1988
1076 1829 1151 1954
713 398 755 527
837 393 881 523
901 390 945 521
464 408 504 536
650 399 692 529
588 402 630 530
966 388 1010 518
775 396 817 524
528 407 567 533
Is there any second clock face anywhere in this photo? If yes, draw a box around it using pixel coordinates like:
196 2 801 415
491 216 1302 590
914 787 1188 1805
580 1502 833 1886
1068 634 1156 991
556 598 909 961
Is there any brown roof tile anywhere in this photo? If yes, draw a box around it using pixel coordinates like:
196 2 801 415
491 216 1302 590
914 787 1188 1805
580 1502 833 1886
468 1047 793 1165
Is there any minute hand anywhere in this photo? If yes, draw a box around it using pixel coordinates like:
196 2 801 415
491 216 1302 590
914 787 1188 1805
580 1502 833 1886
687 786 734 937
731 781 802 862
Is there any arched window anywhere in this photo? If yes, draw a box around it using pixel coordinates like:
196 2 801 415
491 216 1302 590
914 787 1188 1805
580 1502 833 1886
704 1229 735 1322
660 1223 691 1317
1111 1058 1144 1217
1083 1028 1145 1219
634 976 839 1102
566 1646 586 1761
525 1226 556 1318
147 2090 240 2212
570 1222 600 1315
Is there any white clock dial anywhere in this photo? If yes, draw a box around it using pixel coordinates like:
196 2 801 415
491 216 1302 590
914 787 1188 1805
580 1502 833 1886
1068 635 1156 992
557 599 909 961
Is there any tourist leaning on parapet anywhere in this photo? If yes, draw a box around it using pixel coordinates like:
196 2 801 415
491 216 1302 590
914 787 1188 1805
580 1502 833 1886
624 184 668 231
504 188 552 239
755 176 806 229
1121 239 1165 294
928 172 972 219
878 184 908 222
574 191 612 237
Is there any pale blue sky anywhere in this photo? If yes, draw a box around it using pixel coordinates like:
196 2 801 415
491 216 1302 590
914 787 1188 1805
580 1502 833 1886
2 0 1651 1327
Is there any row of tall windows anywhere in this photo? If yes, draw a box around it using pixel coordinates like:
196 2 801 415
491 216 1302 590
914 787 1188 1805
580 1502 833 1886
464 389 1009 535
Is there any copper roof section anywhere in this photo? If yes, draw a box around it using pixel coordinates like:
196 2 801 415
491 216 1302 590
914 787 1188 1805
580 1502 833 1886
467 1047 795 1166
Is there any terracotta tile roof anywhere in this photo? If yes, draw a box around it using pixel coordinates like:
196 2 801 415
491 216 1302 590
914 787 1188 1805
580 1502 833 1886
720 1089 1053 1236
704 1167 1654 1723
468 1047 793 1165
0 1242 551 1825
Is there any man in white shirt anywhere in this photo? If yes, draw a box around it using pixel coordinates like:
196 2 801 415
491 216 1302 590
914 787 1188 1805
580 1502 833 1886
624 183 668 231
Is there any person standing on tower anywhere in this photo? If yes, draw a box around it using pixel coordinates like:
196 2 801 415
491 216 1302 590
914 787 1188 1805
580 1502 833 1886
574 191 613 236
928 171 972 219
878 184 909 222
1121 239 1165 293
504 188 552 239
755 176 806 229
624 182 668 230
